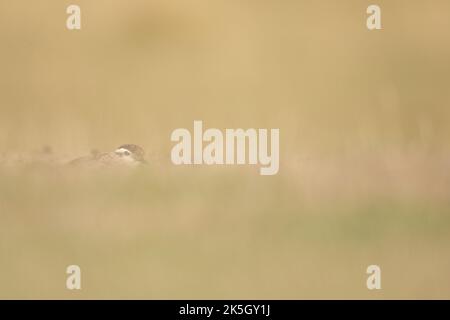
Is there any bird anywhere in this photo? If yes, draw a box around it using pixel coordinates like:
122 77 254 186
69 144 147 167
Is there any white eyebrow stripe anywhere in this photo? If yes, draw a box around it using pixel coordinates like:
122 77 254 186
115 148 132 154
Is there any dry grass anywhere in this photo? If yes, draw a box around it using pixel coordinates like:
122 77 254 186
0 1 449 299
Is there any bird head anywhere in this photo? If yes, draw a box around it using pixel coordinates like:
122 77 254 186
114 144 147 165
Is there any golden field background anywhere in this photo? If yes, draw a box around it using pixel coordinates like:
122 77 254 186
0 0 449 298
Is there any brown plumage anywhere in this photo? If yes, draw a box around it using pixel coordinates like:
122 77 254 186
69 144 147 167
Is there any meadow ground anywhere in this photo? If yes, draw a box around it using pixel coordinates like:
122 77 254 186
0 150 449 299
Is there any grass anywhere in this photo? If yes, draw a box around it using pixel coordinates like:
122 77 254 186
0 1 450 299
0 153 449 299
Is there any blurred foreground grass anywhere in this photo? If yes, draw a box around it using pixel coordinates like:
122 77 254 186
0 151 449 299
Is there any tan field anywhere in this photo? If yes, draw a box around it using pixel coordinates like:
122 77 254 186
0 0 449 299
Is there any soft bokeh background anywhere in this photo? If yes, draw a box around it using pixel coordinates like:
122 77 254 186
0 0 449 299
